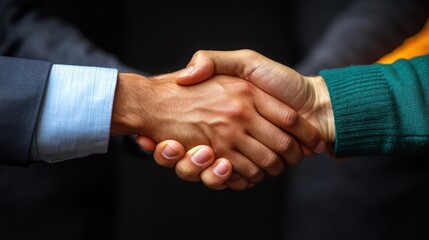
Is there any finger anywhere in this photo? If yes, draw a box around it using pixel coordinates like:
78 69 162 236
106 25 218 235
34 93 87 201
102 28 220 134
235 135 285 177
222 150 265 184
254 88 325 154
135 136 157 152
176 49 255 85
176 54 215 85
225 173 252 190
301 144 317 156
152 140 186 168
200 158 232 190
248 113 304 166
176 50 305 109
175 146 215 182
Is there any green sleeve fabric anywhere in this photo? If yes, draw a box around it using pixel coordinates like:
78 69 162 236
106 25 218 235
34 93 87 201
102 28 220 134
320 54 429 156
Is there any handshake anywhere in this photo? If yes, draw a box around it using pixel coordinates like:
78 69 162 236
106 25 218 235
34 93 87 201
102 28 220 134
110 49 336 190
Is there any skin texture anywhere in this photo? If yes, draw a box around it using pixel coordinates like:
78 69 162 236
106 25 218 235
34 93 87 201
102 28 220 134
110 70 323 190
136 49 334 190
175 50 334 142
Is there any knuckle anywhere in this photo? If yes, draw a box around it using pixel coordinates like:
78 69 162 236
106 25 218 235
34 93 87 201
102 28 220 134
260 152 281 169
240 49 258 59
276 135 294 154
239 49 261 78
233 81 254 96
244 167 264 183
225 100 250 120
193 50 207 59
287 156 303 167
305 129 320 148
282 109 299 127
269 164 285 177
282 149 304 167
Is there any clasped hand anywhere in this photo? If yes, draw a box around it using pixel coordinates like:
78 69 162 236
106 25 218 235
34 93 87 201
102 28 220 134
116 50 334 190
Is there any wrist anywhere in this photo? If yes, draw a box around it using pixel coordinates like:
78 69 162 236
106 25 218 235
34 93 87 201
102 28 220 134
306 75 335 144
110 73 149 136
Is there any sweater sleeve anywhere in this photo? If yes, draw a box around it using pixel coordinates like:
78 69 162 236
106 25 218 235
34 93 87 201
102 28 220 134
320 54 429 156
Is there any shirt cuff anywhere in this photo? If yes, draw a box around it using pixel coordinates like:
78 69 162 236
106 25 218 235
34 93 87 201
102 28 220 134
31 64 118 162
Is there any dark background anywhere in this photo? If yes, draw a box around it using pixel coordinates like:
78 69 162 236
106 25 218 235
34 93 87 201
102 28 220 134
36 0 349 239
38 0 349 73
3 0 428 240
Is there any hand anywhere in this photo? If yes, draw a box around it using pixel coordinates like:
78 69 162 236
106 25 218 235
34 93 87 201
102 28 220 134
136 136 254 190
137 49 334 189
175 49 335 142
111 72 323 190
137 139 236 190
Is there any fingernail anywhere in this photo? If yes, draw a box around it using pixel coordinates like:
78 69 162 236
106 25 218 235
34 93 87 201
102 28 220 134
177 66 195 78
191 148 211 166
162 144 178 159
314 141 325 154
213 160 229 176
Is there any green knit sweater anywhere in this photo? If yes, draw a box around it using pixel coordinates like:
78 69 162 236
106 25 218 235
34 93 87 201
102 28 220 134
320 54 429 156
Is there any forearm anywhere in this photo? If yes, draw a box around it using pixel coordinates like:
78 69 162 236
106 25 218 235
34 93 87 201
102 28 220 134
320 54 429 156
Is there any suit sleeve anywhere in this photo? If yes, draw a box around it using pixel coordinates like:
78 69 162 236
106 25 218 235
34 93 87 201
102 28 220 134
0 56 52 165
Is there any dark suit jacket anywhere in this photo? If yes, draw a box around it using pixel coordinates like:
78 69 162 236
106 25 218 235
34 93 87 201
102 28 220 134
0 56 51 165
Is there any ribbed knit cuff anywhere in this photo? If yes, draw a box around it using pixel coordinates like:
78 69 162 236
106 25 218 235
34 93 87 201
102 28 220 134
320 64 397 156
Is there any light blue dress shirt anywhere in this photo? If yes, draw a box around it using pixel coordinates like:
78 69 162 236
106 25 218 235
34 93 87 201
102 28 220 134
31 64 118 163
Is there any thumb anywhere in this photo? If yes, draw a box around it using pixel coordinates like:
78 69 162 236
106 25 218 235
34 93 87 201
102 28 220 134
176 49 266 86
176 54 215 85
